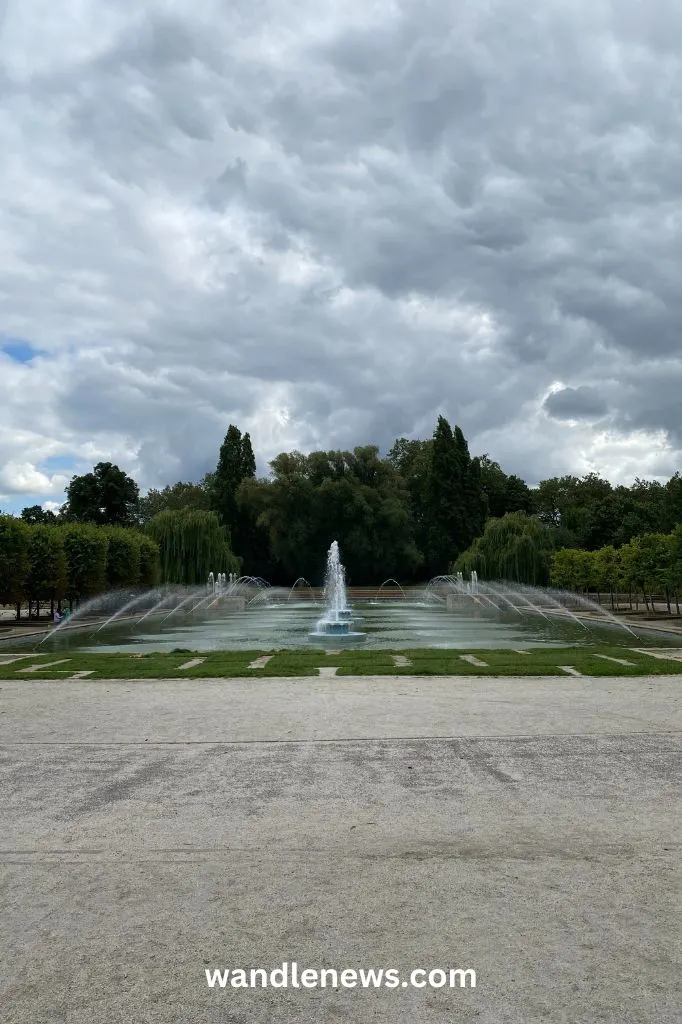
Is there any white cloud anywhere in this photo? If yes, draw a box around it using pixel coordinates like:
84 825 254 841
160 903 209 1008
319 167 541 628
0 461 69 496
1 0 682 513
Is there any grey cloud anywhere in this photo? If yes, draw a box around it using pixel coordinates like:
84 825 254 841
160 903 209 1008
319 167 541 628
544 386 609 421
1 0 682 512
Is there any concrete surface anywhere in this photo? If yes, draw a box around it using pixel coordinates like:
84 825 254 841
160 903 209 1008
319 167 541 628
0 675 680 1023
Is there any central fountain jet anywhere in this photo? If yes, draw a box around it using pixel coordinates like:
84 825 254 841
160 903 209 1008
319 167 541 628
309 541 366 641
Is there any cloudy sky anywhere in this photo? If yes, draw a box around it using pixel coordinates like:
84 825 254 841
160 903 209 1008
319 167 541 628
1 0 681 513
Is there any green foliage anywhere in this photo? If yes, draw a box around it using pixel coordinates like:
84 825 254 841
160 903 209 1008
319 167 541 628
422 417 486 575
8 418 682 594
386 437 432 554
2 647 679 679
145 509 239 584
662 473 682 532
454 512 554 585
209 425 258 569
104 527 142 589
592 545 620 594
138 479 212 524
549 527 682 610
530 472 681 551
138 535 161 587
549 547 595 591
0 515 30 604
477 456 533 518
64 462 140 525
241 445 422 583
669 525 682 590
210 426 256 529
61 524 109 600
24 525 67 603
21 505 58 524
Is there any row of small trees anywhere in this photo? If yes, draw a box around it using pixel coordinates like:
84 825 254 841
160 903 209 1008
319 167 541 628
0 508 241 618
0 508 243 618
453 513 682 615
0 516 161 617
549 526 682 614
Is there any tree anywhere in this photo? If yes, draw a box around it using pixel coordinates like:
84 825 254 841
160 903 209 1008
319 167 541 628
662 473 682 532
21 505 57 524
669 524 682 613
24 525 67 617
635 532 673 613
210 426 257 560
385 437 432 562
593 545 621 609
456 512 554 585
422 417 486 575
63 462 140 525
241 446 422 583
550 548 583 592
138 535 162 588
104 527 142 590
61 524 109 606
530 476 576 528
461 442 487 547
478 456 533 518
0 515 30 613
138 479 212 524
145 509 239 585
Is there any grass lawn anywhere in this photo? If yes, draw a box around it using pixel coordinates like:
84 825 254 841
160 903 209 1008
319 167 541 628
0 646 681 678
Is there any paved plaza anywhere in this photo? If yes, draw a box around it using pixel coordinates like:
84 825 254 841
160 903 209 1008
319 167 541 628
1 674 680 1022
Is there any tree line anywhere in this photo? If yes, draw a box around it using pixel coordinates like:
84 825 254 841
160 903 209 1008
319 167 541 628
4 417 682 589
0 519 159 618
550 528 682 613
452 511 682 613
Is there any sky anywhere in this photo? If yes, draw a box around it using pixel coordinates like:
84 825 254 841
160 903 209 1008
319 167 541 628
1 0 681 514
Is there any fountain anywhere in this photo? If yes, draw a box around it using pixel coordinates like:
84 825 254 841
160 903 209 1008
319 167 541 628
309 541 366 642
288 577 314 601
373 578 407 601
13 553 666 656
427 573 639 636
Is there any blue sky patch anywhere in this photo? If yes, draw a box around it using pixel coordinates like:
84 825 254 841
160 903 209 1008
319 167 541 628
0 337 46 363
43 454 79 472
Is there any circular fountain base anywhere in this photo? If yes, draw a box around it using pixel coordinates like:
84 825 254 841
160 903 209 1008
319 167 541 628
308 630 367 642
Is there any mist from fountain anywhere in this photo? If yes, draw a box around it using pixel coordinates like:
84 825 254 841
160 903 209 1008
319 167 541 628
522 585 588 629
160 587 206 622
135 588 180 625
93 590 159 634
553 589 640 637
38 590 133 645
428 574 638 635
485 581 553 622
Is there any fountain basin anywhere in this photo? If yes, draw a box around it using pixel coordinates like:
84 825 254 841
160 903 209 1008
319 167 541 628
309 629 367 642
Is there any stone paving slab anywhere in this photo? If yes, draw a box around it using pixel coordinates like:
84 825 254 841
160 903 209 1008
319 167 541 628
0 675 680 1024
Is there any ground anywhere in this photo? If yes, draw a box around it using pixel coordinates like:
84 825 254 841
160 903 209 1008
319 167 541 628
1 673 680 1023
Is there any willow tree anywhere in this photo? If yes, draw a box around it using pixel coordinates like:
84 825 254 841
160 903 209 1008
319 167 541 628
146 509 239 585
453 512 554 585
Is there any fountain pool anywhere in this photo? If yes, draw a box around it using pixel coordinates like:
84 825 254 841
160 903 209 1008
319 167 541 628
13 594 679 654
